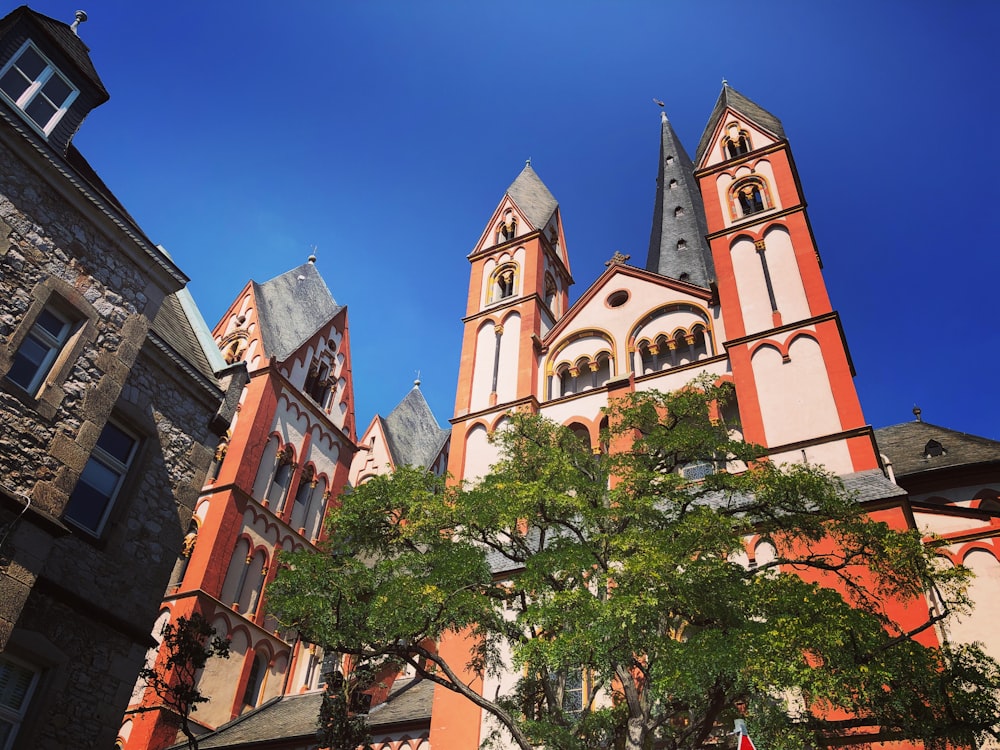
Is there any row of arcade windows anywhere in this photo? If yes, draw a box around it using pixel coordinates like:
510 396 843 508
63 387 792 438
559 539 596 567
554 353 613 398
636 326 711 374
254 441 329 540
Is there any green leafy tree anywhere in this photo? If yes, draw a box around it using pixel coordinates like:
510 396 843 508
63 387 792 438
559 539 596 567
137 612 231 750
268 380 1000 750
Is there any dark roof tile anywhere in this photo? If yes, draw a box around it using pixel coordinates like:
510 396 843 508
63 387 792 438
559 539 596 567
874 421 1000 478
254 262 342 361
506 164 558 231
382 385 450 470
189 678 433 749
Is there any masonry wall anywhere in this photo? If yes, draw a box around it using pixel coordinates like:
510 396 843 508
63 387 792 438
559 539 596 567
0 114 227 747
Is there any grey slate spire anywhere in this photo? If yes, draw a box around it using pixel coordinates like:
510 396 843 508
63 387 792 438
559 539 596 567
645 111 715 288
505 163 558 230
381 382 450 470
252 261 342 361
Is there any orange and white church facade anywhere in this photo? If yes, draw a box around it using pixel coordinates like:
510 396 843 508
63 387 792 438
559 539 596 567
119 87 1000 750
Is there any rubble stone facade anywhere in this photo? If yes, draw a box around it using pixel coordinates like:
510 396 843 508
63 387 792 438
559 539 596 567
0 7 241 748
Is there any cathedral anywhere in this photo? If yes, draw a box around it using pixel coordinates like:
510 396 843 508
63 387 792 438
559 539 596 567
118 83 1000 750
0 5 991 749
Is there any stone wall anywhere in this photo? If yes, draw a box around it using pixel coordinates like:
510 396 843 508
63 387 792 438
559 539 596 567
0 107 231 747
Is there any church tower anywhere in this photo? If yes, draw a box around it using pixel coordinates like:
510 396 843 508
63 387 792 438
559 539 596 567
449 163 571 480
694 85 878 473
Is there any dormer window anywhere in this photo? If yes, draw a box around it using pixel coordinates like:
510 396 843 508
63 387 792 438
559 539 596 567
0 41 78 137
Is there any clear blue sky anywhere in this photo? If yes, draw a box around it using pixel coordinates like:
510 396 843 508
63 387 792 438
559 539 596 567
27 1 999 440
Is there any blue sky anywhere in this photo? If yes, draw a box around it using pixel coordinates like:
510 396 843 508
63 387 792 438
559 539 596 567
26 1 999 439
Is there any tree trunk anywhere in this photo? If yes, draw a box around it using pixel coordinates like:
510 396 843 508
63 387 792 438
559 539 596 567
624 716 647 750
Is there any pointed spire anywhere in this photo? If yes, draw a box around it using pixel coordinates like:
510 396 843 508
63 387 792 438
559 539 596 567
645 110 715 288
506 163 558 231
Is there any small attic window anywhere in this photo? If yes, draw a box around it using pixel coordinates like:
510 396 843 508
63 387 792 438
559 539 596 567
923 439 946 459
606 290 629 308
0 41 78 137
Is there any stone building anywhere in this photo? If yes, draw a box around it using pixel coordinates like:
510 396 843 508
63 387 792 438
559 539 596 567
0 7 242 748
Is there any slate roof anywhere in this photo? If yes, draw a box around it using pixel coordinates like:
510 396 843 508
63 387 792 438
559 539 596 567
381 384 450 470
150 292 219 386
0 6 109 101
506 164 559 230
645 111 715 288
695 86 786 166
253 262 342 361
188 678 434 749
875 421 1000 479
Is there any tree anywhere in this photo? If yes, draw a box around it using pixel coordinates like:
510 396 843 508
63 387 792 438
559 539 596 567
137 612 231 750
268 380 1000 750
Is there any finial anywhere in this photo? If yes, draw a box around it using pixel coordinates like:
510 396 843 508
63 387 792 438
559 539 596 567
70 10 88 36
913 405 922 422
525 157 531 167
605 251 631 267
308 245 317 264
414 370 421 388
653 98 665 108
722 77 728 88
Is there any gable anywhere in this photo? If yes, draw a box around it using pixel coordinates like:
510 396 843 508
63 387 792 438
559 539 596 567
698 109 782 170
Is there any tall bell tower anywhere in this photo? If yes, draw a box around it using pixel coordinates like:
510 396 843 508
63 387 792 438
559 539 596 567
694 85 878 473
449 163 571 479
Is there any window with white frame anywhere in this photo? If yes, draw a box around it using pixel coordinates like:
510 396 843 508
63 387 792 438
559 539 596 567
5 306 72 394
0 654 40 749
0 41 78 136
64 420 138 535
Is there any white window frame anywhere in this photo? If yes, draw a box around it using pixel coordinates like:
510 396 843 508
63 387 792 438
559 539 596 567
5 305 72 394
64 420 139 536
0 40 79 137
0 654 40 750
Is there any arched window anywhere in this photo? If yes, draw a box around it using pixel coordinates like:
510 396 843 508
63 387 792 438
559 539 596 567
208 434 228 482
242 653 266 710
289 466 315 532
304 478 328 543
497 210 517 243
489 264 518 302
592 352 612 389
266 447 295 512
169 520 199 589
723 124 752 159
731 178 769 218
304 358 333 407
544 274 557 311
220 537 251 607
557 365 575 398
222 334 248 364
238 549 268 616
